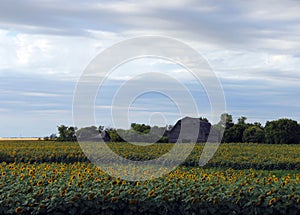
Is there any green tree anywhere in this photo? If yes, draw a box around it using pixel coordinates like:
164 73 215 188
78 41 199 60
57 125 68 141
265 118 300 144
106 128 124 142
221 113 234 129
57 125 77 142
222 116 249 143
242 126 265 143
131 123 151 134
214 113 234 143
238 116 247 124
199 117 209 123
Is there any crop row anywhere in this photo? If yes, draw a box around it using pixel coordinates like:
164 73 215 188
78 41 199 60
0 141 299 170
0 162 299 214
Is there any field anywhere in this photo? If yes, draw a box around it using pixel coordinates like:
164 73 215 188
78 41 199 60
0 141 299 214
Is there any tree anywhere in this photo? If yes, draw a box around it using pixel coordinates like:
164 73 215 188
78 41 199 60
238 116 247 124
265 118 300 144
222 116 249 143
57 125 68 141
223 124 249 143
57 125 77 142
221 113 234 129
199 117 209 123
214 113 234 143
106 128 124 142
242 126 265 143
131 123 151 134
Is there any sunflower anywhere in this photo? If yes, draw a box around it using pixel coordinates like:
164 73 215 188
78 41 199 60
136 181 141 186
269 198 276 205
60 190 67 197
36 180 43 186
266 190 274 196
29 170 34 176
15 207 24 214
148 190 155 197
2 172 6 177
248 187 254 192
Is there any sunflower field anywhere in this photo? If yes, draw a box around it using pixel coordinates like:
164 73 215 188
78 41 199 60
0 141 299 214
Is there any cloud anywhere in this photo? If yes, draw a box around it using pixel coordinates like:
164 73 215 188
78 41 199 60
20 92 63 97
1 0 300 136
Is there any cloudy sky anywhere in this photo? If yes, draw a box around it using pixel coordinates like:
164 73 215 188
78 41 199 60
1 0 300 137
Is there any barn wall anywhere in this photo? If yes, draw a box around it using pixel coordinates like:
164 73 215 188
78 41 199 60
168 118 212 143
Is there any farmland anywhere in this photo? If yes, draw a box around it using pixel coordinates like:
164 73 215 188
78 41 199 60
0 141 299 214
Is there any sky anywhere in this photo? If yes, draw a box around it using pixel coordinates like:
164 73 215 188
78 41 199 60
0 0 300 137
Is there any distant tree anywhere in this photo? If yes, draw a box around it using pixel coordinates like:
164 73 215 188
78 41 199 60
167 125 173 131
238 116 247 124
265 119 300 144
222 113 234 128
213 113 234 143
67 126 77 142
98 126 104 132
199 117 209 123
131 123 151 134
222 116 249 143
57 125 77 142
223 124 249 143
57 125 68 141
253 122 263 129
106 128 124 142
242 126 265 143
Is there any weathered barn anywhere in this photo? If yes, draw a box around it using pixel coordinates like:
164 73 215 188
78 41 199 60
78 131 111 142
168 117 211 143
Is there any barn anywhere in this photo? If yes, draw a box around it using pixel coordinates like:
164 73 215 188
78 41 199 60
168 117 212 143
78 130 111 142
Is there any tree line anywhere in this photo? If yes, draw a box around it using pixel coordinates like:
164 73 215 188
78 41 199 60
214 113 300 144
45 113 300 144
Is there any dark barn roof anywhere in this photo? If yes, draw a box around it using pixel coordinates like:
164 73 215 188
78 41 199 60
168 117 212 143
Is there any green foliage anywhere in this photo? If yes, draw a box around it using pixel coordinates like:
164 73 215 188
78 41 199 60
131 123 151 134
1 141 300 170
243 126 265 143
106 128 124 142
57 125 77 142
265 118 300 144
0 141 300 214
218 114 300 144
199 117 209 123
53 114 300 144
223 124 249 143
